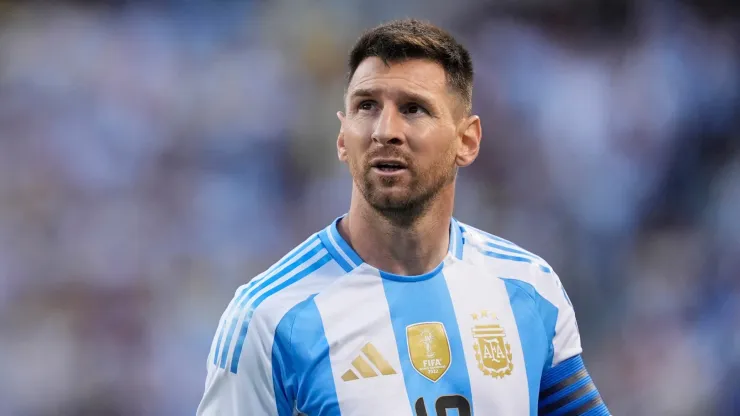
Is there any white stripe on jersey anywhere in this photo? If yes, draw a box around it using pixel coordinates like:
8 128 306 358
313 265 413 416
443 262 532 416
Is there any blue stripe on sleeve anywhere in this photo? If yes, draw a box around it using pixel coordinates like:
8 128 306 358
541 355 585 391
463 224 552 273
211 304 233 366
485 241 549 264
219 242 324 370
551 390 600 416
539 355 610 415
212 236 320 365
230 253 332 373
464 224 516 245
539 375 592 407
479 250 552 273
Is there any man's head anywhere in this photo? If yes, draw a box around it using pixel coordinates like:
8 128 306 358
337 19 482 222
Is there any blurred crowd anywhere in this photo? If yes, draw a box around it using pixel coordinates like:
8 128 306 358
0 0 737 415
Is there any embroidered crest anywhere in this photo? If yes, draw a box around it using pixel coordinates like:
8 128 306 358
472 311 513 379
406 322 451 382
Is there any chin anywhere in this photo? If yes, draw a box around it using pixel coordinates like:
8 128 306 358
369 192 413 211
359 175 440 216
368 188 430 214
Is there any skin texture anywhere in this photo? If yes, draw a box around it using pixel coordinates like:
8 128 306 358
336 57 483 276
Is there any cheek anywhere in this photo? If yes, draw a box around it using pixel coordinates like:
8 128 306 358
345 127 376 161
342 124 371 150
414 130 457 160
341 133 366 167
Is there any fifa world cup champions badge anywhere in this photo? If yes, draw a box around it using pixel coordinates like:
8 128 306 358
471 311 514 379
406 322 451 382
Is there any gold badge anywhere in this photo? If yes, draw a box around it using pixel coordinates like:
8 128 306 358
406 322 451 382
472 311 513 379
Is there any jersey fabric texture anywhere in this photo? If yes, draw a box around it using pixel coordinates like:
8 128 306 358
197 216 610 416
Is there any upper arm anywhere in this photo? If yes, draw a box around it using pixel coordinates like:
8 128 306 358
535 270 582 367
536 272 609 415
196 289 294 416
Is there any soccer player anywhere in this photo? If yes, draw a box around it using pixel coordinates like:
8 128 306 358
197 19 610 416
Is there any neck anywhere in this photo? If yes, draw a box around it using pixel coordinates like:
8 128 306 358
339 186 455 276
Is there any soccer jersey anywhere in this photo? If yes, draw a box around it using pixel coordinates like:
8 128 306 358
197 216 609 415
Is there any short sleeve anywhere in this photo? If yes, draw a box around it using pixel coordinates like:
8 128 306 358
196 288 294 416
536 269 582 367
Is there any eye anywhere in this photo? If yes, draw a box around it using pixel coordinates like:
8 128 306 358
403 103 427 115
358 100 376 111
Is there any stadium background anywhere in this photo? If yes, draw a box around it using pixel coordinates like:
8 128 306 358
0 0 738 414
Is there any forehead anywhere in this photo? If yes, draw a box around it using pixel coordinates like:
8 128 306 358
347 57 450 99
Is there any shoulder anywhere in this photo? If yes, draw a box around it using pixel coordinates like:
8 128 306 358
458 221 553 275
458 220 573 311
211 233 346 373
234 232 344 325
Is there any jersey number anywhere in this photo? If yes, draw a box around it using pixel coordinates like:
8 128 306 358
415 395 471 416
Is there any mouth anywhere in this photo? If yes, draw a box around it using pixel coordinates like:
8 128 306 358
371 159 408 173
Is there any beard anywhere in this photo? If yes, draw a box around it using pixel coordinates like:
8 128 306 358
350 151 457 226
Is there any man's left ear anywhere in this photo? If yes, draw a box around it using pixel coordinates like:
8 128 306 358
456 115 482 167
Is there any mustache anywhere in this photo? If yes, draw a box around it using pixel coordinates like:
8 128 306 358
364 150 412 165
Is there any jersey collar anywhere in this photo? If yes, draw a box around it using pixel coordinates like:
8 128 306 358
318 214 465 274
318 216 364 273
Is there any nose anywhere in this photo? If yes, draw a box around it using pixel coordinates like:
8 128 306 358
372 106 405 145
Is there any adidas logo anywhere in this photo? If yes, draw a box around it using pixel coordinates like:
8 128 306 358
341 342 397 381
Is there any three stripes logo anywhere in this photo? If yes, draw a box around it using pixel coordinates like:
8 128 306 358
341 343 397 381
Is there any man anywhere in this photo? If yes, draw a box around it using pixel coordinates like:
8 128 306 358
197 19 610 416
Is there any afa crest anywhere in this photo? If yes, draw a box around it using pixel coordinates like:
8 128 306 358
471 311 513 379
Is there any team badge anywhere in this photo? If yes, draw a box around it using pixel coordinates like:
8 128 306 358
406 322 451 382
472 311 513 379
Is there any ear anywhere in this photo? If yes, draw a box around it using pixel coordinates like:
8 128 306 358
337 111 348 163
456 115 482 168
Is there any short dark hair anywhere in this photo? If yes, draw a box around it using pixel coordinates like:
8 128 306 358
347 19 474 114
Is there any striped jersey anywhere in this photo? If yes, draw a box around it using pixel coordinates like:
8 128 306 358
197 216 610 415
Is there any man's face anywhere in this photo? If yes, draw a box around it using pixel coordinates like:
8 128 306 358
338 57 473 214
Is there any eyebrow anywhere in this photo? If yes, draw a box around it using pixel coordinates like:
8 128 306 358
348 87 438 110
